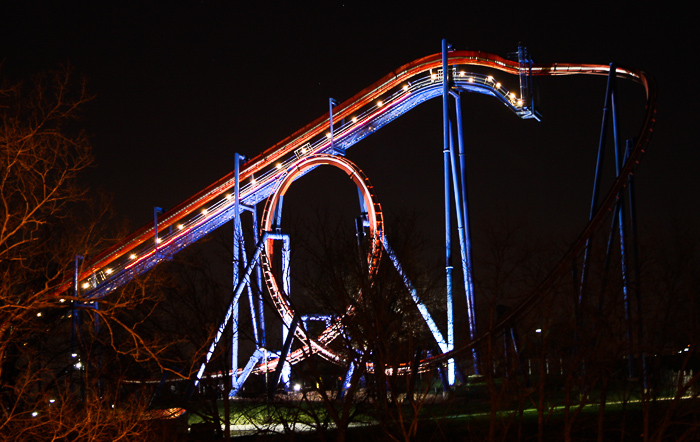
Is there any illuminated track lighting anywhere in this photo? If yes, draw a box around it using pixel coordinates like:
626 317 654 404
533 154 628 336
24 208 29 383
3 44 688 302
325 132 331 139
468 77 474 83
487 76 494 83
129 254 137 260
275 163 282 169
402 84 409 91
377 100 383 107
202 209 208 215
156 237 162 244
517 99 524 107
82 282 90 289
495 82 501 88
105 268 112 275
226 194 232 200
459 71 465 77
352 116 357 123
251 177 256 184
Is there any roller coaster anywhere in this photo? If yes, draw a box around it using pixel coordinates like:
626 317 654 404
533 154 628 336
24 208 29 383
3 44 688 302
57 40 656 395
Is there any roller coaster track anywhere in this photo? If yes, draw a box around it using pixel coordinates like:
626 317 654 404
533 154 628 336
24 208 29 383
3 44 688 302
52 48 656 372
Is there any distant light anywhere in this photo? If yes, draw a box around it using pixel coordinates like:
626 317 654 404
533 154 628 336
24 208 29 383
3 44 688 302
517 99 524 107
535 328 542 333
300 147 307 153
325 132 331 139
82 282 90 289
49 399 55 404
510 93 516 99
468 77 474 83
75 362 82 369
487 76 494 82
351 116 357 123
275 163 282 169
226 194 232 200
293 383 301 392
431 73 437 81
495 82 501 88
105 268 112 275
459 71 465 77
156 237 162 244
31 411 38 417
36 312 42 317
71 353 77 358
251 177 256 184
202 209 209 215
177 224 184 230
402 84 409 91
129 254 137 260
59 298 65 303
377 100 383 107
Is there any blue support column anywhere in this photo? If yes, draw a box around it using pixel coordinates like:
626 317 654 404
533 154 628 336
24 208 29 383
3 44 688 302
251 207 266 348
611 89 634 378
441 39 455 385
270 313 300 397
280 234 292 389
232 153 244 386
196 232 288 386
329 98 338 154
450 93 480 375
578 64 617 333
153 207 164 251
239 231 260 345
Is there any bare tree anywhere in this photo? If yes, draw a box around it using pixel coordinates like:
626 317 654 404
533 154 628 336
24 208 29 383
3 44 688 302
0 67 182 441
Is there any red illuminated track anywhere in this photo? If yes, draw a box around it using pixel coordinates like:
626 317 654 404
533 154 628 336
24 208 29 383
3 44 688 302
50 49 656 382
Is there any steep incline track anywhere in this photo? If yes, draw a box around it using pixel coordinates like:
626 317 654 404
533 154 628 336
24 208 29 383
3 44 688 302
53 51 656 367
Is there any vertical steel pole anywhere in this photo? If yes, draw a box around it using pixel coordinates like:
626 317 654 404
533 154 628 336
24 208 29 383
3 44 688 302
240 232 259 345
441 39 455 385
251 207 266 348
329 98 337 153
453 92 480 374
578 64 616 331
154 207 163 250
280 235 291 388
232 153 242 385
611 88 634 378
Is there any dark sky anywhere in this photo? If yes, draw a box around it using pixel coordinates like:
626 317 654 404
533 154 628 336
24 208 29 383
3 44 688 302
1 2 694 252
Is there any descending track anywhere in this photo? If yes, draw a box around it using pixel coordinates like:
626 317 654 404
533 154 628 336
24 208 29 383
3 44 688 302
54 48 656 372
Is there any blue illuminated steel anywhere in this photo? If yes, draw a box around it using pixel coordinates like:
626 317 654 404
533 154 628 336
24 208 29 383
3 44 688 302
59 45 655 397
270 313 300 397
75 51 542 302
451 93 479 374
441 39 456 386
382 236 449 353
195 231 289 386
578 65 617 309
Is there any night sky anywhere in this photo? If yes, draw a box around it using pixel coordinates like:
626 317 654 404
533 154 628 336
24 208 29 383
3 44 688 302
1 2 694 263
